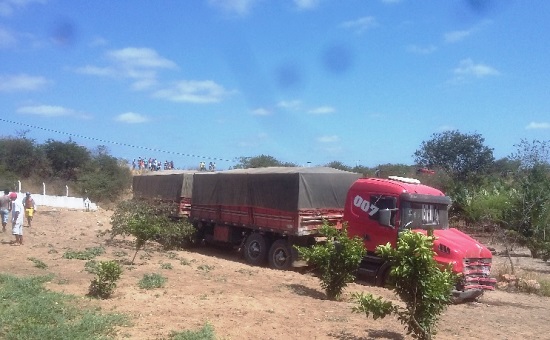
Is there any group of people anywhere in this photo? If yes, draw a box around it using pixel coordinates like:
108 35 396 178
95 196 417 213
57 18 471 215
0 191 36 246
132 157 175 172
199 161 216 171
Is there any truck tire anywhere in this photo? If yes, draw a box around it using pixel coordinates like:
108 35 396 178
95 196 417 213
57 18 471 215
268 239 293 270
243 233 268 266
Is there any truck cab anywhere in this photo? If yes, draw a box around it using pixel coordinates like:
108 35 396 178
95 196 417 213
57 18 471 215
344 176 496 300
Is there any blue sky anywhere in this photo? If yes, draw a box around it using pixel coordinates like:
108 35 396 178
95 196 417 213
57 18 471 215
1 0 549 170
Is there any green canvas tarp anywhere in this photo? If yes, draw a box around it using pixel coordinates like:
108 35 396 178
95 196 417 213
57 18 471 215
132 170 195 201
191 167 361 212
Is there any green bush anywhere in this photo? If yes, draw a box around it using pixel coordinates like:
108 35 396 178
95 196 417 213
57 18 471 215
353 231 456 340
63 246 105 260
110 200 197 264
28 257 48 269
88 260 123 299
295 222 366 300
139 273 166 290
168 323 215 340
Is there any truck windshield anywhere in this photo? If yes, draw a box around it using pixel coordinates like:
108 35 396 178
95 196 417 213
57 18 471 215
400 200 449 230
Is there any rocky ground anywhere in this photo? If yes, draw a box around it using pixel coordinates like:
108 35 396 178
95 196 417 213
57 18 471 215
1 207 550 339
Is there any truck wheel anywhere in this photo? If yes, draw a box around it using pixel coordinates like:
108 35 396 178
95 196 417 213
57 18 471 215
268 239 293 270
243 233 268 266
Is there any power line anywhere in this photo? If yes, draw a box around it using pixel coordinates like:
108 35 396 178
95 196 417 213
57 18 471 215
0 118 237 162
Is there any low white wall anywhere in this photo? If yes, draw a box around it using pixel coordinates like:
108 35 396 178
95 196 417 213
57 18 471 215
12 192 98 211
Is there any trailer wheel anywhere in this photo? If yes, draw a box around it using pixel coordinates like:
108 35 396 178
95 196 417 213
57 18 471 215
243 233 268 266
268 239 293 270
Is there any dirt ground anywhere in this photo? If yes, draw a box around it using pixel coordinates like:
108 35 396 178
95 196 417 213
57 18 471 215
1 207 550 340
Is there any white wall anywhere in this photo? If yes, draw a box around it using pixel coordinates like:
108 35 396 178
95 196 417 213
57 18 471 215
12 192 98 211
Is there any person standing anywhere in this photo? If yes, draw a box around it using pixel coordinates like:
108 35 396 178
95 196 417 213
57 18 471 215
0 189 11 232
23 192 36 228
9 192 23 245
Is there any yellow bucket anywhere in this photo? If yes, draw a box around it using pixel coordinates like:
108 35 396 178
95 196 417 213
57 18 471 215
25 208 34 217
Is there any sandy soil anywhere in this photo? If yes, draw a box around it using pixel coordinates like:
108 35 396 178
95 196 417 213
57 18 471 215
1 207 550 340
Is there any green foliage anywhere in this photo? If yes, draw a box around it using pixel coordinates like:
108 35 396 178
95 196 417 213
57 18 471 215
62 246 105 260
414 130 494 184
353 231 456 340
0 136 132 202
0 273 128 339
502 140 550 257
42 139 91 181
27 257 48 269
84 260 99 274
138 273 167 289
88 260 123 299
167 323 216 340
161 263 173 270
295 222 366 300
110 199 197 263
78 150 132 202
231 154 296 169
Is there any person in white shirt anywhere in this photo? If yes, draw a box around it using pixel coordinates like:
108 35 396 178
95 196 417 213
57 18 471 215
9 193 24 245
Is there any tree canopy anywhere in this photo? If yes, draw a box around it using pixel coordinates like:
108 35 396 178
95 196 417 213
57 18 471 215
413 130 494 183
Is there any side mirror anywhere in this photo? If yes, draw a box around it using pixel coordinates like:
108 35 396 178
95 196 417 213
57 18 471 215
379 209 394 228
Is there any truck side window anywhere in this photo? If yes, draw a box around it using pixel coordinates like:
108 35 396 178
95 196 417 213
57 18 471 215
369 195 396 224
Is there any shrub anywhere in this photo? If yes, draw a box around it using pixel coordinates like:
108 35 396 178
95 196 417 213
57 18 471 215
88 260 123 299
28 257 48 269
139 273 166 289
63 246 105 260
353 231 456 340
168 323 215 340
295 222 366 300
110 200 196 264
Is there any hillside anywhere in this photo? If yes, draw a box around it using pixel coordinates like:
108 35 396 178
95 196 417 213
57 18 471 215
1 207 550 339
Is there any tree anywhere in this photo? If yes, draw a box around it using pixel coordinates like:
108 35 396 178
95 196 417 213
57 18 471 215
353 231 456 340
42 139 91 180
78 153 132 202
502 140 550 258
232 154 296 169
295 222 366 300
324 161 352 172
0 136 48 178
414 130 494 184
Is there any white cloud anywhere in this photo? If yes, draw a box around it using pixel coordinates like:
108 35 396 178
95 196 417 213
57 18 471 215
444 29 474 43
0 74 48 92
0 0 45 17
437 125 455 132
453 58 500 78
0 27 16 48
526 122 550 130
107 47 177 69
293 0 320 10
208 0 258 15
154 80 233 103
308 106 335 115
277 100 302 110
251 107 271 116
317 135 339 143
75 65 115 77
115 112 149 124
17 105 73 117
407 44 437 55
76 47 177 90
341 16 377 34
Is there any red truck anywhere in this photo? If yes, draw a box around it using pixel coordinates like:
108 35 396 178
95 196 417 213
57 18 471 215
133 167 496 300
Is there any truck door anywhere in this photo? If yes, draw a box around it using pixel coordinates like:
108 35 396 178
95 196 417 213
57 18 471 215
346 193 398 251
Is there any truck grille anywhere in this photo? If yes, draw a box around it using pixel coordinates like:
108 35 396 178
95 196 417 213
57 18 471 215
462 258 497 290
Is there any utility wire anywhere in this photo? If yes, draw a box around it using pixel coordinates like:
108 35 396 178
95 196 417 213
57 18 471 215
0 118 237 162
